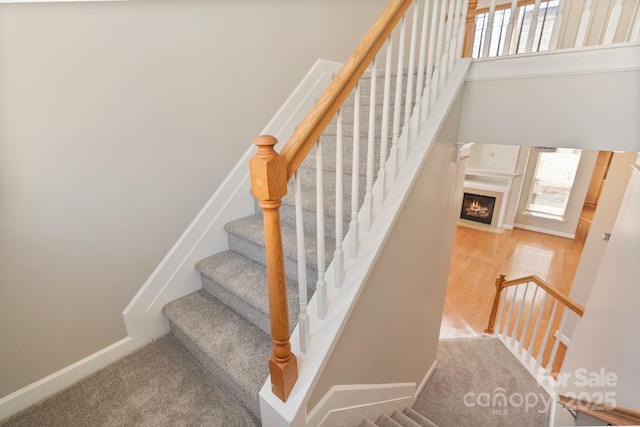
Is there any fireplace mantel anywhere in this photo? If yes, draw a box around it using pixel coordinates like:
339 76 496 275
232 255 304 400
463 168 519 228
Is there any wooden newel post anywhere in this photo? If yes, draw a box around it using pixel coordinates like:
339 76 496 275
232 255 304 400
249 135 298 402
485 274 506 334
462 0 478 58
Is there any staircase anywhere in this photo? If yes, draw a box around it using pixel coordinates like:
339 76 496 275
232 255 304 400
359 408 437 427
162 73 404 421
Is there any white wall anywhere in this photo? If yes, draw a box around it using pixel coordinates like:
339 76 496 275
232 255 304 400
0 0 389 397
307 95 465 410
556 156 640 414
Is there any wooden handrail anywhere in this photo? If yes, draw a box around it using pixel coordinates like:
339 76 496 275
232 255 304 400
279 0 413 181
559 394 640 426
249 0 415 402
485 274 584 334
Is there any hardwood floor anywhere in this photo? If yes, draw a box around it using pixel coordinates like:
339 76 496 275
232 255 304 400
441 218 589 373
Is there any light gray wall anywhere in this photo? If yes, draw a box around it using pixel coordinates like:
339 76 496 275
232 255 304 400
0 0 389 397
308 95 465 409
557 156 640 411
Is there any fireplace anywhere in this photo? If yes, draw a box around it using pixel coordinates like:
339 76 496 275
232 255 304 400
460 193 496 225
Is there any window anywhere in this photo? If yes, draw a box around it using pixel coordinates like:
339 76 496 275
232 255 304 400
472 0 560 58
526 148 582 218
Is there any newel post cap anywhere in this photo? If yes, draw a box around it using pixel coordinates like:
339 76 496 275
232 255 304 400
249 135 288 201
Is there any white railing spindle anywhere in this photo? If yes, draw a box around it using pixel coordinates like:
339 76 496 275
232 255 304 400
549 0 566 50
456 0 470 60
349 82 361 258
422 0 440 121
630 1 640 41
518 285 539 354
502 284 519 336
439 0 457 88
377 37 393 205
294 172 310 352
603 0 624 44
388 16 407 184
575 0 593 47
510 282 530 346
525 0 543 53
546 309 569 374
334 109 344 288
503 0 520 55
448 0 464 72
536 299 558 370
316 140 327 319
415 0 430 110
527 292 548 361
430 0 448 105
482 0 497 58
401 2 420 160
363 58 378 233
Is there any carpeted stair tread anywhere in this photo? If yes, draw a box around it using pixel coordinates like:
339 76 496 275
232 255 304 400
376 413 403 427
225 214 335 286
359 419 379 427
196 251 302 335
391 409 422 427
403 408 438 427
163 290 270 419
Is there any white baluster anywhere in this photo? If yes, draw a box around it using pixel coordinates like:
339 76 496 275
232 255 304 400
527 292 548 361
430 0 448 106
421 0 440 122
415 0 430 109
363 58 377 233
510 283 530 347
482 0 497 58
456 0 470 60
349 82 361 258
439 0 457 88
448 0 464 72
502 284 519 336
536 299 558 370
294 171 310 352
525 0 543 53
546 309 569 374
603 0 624 44
574 0 593 47
549 0 566 50
401 2 420 160
334 109 344 288
377 37 393 207
502 0 519 55
388 16 406 184
629 0 640 42
316 140 327 319
518 285 539 354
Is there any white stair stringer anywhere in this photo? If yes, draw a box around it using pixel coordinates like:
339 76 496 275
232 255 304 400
259 58 472 427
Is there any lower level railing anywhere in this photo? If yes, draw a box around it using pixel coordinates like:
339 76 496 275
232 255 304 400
485 274 584 391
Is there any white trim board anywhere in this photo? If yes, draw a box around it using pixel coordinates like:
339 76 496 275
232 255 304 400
413 361 437 403
0 337 148 422
513 223 576 239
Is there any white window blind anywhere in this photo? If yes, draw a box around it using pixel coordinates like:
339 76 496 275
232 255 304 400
526 148 582 218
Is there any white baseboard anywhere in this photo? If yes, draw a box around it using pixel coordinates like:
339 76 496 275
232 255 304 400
307 383 416 427
0 337 148 422
513 223 576 239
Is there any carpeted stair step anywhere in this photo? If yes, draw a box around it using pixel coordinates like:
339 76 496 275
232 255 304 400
391 409 422 427
225 214 335 287
376 413 403 427
403 408 438 427
359 419 378 427
163 290 271 419
196 250 307 335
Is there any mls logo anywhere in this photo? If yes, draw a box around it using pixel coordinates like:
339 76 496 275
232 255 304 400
492 408 509 416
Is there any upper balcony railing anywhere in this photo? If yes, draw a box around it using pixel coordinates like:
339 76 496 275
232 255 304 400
464 0 640 59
